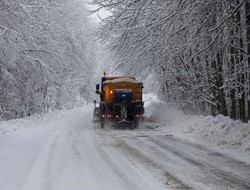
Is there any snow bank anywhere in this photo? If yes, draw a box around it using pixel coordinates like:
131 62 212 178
174 114 250 152
0 105 93 138
144 93 250 156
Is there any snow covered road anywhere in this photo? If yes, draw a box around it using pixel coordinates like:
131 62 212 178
0 106 250 190
96 127 250 190
0 109 164 190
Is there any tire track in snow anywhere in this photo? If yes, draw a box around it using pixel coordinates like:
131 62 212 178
110 137 192 190
147 136 250 190
156 135 250 178
72 122 151 190
43 140 58 190
71 142 84 162
93 135 143 190
114 133 250 190
165 135 250 168
42 129 72 190
21 126 70 190
129 134 250 190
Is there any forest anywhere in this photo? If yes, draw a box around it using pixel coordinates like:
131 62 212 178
93 0 250 122
1 0 250 122
0 0 97 119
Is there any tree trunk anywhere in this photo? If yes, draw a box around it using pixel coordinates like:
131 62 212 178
241 1 249 122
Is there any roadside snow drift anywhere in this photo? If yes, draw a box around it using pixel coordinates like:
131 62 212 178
144 93 250 158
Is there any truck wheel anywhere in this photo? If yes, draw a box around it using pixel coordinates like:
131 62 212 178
133 119 142 128
132 120 138 129
100 118 105 129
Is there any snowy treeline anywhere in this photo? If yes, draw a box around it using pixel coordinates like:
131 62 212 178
93 0 250 122
0 0 97 120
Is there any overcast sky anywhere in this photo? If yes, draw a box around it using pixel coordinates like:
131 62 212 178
86 3 111 23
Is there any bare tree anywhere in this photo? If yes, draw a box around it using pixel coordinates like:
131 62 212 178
0 0 98 120
92 0 250 121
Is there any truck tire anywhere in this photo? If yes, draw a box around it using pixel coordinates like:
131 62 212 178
100 118 105 129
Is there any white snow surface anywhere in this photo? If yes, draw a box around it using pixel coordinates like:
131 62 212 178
0 104 164 190
144 93 250 163
0 108 82 136
103 77 140 84
0 94 250 190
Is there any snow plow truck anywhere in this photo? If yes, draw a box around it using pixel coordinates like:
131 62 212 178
95 73 144 129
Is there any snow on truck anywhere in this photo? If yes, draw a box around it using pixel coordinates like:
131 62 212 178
94 72 144 128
